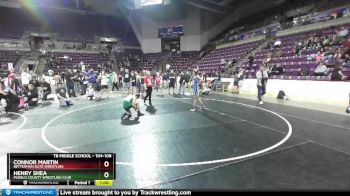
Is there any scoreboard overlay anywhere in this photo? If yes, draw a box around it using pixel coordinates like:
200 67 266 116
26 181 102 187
7 153 116 186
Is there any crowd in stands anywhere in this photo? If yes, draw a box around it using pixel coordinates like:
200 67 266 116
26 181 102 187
232 23 350 81
216 3 350 45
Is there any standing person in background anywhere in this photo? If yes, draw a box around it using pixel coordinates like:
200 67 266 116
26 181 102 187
99 70 109 100
21 69 31 91
155 72 162 96
163 71 169 94
144 71 153 106
256 66 269 105
234 68 245 94
81 71 89 95
61 72 65 83
140 71 146 98
136 73 142 94
112 72 119 91
4 70 20 93
131 72 137 94
190 69 205 112
168 70 176 95
118 71 123 90
108 71 114 92
203 72 207 84
65 69 76 97
73 70 81 95
178 71 185 96
53 73 61 87
124 69 131 94
185 70 191 94
212 71 221 91
152 72 157 87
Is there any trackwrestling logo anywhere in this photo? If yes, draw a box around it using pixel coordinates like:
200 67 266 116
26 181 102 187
1 189 56 196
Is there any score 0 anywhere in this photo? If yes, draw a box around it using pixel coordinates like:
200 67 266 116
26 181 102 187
103 160 110 179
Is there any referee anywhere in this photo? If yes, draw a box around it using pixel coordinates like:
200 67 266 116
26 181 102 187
144 71 153 106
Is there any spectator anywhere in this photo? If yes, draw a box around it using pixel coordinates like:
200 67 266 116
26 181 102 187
130 72 137 94
233 68 245 94
87 69 97 86
316 51 324 63
29 75 40 88
184 70 191 93
338 26 349 38
220 59 226 66
178 72 185 96
275 48 283 58
2 88 20 113
342 37 350 48
331 65 346 81
343 8 350 17
256 66 268 105
98 70 109 99
124 69 131 94
108 71 114 90
21 69 31 90
55 83 73 107
65 70 76 97
342 54 350 67
61 72 65 83
271 64 284 75
299 66 310 76
265 53 272 63
212 71 222 91
24 84 38 107
307 53 316 61
53 73 61 86
333 48 343 63
4 71 20 93
248 55 254 67
85 84 95 100
274 38 282 48
168 70 176 95
323 35 332 47
314 63 328 76
40 78 51 101
48 69 54 76
72 71 81 95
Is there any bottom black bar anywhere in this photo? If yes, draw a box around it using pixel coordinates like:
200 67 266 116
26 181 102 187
10 180 95 186
59 189 192 196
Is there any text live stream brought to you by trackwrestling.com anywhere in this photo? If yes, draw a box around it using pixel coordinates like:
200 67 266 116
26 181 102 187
0 189 193 196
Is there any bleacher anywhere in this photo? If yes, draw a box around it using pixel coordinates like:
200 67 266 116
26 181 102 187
115 51 199 73
193 41 261 73
239 23 350 80
0 50 20 68
44 52 109 73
